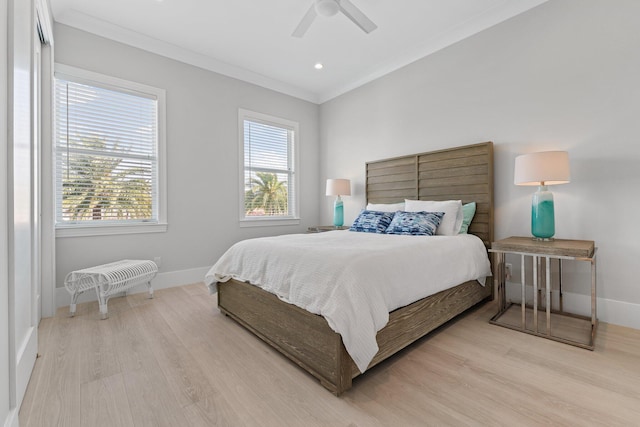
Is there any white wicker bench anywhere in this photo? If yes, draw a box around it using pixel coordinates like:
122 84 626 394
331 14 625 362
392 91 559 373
64 259 158 319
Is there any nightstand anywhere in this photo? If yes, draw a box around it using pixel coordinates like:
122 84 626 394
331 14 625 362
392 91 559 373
307 226 349 233
489 236 597 349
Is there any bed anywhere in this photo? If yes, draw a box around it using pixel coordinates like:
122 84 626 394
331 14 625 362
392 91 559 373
207 141 494 395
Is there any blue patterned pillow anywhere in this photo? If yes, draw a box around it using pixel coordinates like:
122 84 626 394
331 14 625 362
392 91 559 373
349 210 395 233
384 211 444 236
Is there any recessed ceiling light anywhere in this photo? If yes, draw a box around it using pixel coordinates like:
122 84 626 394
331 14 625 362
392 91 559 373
314 63 324 70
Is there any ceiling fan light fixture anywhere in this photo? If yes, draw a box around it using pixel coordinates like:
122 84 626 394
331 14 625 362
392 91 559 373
292 0 376 38
315 0 340 17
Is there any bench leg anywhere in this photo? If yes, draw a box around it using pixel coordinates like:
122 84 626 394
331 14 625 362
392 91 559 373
69 292 80 317
99 307 109 320
95 286 109 320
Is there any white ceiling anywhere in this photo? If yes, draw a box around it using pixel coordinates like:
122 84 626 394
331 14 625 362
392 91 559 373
49 0 547 104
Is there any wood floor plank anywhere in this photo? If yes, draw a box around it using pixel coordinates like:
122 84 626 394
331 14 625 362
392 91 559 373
19 285 640 427
19 317 54 427
109 302 191 427
133 295 216 407
181 281 209 296
187 340 292 426
348 342 532 426
109 301 157 373
21 313 83 426
80 373 135 427
77 303 122 384
152 285 218 349
182 390 250 427
430 315 637 425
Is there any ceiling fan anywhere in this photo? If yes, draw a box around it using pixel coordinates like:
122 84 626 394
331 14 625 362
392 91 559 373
292 0 378 38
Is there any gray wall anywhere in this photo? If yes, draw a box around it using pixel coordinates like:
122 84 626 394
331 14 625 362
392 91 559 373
54 24 320 288
320 0 640 310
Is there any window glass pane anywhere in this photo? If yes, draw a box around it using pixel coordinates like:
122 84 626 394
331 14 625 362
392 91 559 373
63 83 156 156
241 114 296 220
55 76 158 225
60 152 153 221
244 171 290 217
244 121 289 170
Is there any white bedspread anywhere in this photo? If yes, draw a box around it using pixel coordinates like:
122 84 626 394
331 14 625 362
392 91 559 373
204 231 491 373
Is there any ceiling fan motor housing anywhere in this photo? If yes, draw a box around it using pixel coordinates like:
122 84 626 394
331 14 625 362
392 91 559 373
315 0 340 17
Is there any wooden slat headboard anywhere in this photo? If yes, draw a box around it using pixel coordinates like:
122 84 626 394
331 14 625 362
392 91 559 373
366 142 494 247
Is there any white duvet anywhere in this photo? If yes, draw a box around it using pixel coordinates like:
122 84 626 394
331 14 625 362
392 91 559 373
204 231 491 373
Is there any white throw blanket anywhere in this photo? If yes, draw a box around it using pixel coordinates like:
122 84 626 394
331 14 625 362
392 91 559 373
204 231 491 372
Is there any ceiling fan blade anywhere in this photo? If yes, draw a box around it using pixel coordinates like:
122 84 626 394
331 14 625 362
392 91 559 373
292 4 318 38
338 0 377 34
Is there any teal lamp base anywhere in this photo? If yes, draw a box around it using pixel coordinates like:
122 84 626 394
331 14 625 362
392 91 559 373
531 185 555 240
333 196 344 227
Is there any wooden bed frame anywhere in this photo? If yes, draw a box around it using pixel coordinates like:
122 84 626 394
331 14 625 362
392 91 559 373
217 141 494 395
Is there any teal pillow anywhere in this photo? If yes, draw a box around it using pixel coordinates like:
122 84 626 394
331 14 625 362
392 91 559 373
459 202 476 234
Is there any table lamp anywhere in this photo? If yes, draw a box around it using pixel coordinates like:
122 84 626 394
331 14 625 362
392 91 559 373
514 151 570 240
326 179 351 227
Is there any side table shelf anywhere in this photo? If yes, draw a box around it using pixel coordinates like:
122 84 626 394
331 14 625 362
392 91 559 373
489 236 597 350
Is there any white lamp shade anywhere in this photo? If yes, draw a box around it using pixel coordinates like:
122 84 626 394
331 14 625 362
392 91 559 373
514 151 570 186
326 178 351 196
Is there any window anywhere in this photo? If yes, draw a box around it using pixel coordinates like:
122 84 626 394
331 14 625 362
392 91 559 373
54 65 166 237
239 109 299 226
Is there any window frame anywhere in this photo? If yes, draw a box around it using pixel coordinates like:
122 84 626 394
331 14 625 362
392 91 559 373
53 64 167 237
238 109 300 227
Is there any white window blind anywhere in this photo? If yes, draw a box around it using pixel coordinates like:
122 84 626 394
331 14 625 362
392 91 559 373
54 70 162 229
240 110 298 223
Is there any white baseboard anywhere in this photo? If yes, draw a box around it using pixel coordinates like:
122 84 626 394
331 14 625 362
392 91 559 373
504 281 640 330
55 265 210 309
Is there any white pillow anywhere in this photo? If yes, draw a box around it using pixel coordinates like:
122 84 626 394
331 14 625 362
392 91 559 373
365 202 405 213
404 199 463 236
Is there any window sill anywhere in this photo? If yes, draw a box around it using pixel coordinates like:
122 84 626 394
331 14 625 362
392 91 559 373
239 217 300 228
56 222 168 238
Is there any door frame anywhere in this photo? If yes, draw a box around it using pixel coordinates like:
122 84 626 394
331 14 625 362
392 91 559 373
35 0 55 319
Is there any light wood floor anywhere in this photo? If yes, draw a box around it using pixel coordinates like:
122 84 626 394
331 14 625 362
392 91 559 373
20 283 640 427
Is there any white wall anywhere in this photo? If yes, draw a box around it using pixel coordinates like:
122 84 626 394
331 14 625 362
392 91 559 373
319 0 640 326
53 24 320 294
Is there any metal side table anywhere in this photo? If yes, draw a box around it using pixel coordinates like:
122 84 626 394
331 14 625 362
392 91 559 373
490 236 597 350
